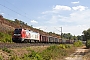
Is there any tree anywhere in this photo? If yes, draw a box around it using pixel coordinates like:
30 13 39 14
62 33 73 40
82 28 90 41
15 19 20 24
77 35 81 40
67 33 72 40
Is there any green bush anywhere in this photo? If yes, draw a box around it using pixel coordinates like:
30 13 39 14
10 55 20 60
2 47 12 53
22 50 43 60
41 45 68 60
29 50 43 60
0 55 3 60
0 33 4 38
86 40 90 48
47 45 58 50
8 45 75 60
59 44 71 49
73 40 83 47
0 32 12 43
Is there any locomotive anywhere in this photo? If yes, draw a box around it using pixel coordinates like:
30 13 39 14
12 28 61 43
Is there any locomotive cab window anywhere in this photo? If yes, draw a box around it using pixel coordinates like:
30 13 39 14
14 29 22 34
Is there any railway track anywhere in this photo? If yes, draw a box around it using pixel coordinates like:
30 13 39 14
0 43 58 48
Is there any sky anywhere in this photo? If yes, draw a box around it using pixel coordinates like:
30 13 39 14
0 0 90 36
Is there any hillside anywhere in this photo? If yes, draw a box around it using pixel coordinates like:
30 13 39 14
0 15 14 33
0 15 60 38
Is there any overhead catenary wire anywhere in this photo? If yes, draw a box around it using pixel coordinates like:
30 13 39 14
0 3 31 20
4 0 29 17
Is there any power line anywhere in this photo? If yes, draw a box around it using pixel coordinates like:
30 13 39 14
0 3 31 20
4 0 29 17
54 27 62 40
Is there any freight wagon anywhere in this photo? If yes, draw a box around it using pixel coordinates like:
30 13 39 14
48 36 54 43
40 35 48 43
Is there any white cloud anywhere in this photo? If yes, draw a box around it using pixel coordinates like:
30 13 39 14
39 5 90 35
71 1 79 4
34 25 89 36
53 5 71 11
34 26 48 32
62 25 89 36
60 9 90 24
41 5 71 14
54 10 90 35
42 11 51 14
42 5 88 15
72 6 88 11
31 20 38 24
0 13 4 15
47 16 58 24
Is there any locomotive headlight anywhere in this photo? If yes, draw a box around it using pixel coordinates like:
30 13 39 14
14 34 16 35
14 34 21 36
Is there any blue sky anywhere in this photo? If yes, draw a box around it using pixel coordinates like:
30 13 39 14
0 0 90 36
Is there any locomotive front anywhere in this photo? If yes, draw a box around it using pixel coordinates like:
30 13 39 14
12 29 24 43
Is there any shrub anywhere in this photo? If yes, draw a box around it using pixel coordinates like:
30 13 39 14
2 47 12 53
10 55 20 60
0 55 3 60
5 37 12 42
73 40 83 47
0 32 4 38
28 50 43 60
0 32 12 43
22 50 43 60
41 45 68 60
47 45 58 50
59 44 71 49
86 40 90 48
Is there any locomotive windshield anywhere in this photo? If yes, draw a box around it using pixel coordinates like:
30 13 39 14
14 29 22 34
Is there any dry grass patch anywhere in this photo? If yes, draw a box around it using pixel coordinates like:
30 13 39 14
0 44 77 60
26 46 49 52
11 47 29 57
83 49 90 60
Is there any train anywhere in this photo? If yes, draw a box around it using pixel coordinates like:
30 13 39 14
12 28 74 43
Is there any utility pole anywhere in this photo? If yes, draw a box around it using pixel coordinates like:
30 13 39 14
60 27 62 40
54 27 62 40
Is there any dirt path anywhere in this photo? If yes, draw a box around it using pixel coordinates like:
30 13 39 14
65 46 89 60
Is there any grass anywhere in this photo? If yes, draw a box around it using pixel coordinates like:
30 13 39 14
0 32 12 43
2 47 12 53
25 45 75 60
40 45 75 60
0 44 77 60
0 55 3 60
83 49 90 60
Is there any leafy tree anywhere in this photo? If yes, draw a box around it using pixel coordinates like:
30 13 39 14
86 40 90 48
62 33 73 40
77 35 81 40
83 28 90 48
67 33 72 40
82 28 90 41
15 19 20 24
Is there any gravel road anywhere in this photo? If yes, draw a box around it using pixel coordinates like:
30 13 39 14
65 46 89 60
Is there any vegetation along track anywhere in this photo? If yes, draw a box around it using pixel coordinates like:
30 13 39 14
0 43 57 48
